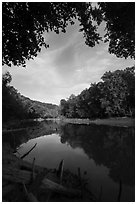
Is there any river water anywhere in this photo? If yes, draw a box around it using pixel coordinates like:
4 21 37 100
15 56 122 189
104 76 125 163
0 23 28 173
3 120 135 201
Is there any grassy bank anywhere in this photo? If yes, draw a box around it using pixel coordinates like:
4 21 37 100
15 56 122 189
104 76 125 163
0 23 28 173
55 117 135 127
90 117 135 127
3 117 135 130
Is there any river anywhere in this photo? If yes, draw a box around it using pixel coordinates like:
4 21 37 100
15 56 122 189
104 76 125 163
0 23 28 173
3 119 135 201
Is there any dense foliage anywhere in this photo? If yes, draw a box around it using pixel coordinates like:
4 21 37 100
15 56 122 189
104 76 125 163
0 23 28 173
60 66 135 119
2 72 59 122
3 2 134 67
99 2 135 59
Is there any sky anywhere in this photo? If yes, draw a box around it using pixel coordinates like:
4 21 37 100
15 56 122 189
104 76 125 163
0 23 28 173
3 18 134 105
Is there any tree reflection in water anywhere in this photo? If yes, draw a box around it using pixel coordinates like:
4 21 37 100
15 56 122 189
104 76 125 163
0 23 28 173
59 124 135 187
3 120 134 201
3 120 59 149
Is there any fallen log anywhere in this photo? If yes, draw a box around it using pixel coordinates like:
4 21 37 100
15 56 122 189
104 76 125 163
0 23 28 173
3 167 32 184
21 143 37 159
3 167 81 197
41 177 81 197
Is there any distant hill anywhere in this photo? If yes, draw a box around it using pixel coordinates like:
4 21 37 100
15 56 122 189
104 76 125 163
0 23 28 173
19 94 59 118
2 78 59 122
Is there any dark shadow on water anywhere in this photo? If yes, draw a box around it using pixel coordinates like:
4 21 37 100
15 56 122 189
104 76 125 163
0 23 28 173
59 124 135 188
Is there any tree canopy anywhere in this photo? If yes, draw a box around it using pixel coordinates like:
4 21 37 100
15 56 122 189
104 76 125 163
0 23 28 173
99 2 135 59
2 2 135 67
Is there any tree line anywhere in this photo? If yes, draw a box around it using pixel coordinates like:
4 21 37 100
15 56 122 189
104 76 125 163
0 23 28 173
2 66 135 122
2 72 59 122
60 66 135 119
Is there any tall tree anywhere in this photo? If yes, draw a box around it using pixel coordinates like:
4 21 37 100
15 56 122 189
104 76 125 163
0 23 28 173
99 66 135 117
60 99 68 117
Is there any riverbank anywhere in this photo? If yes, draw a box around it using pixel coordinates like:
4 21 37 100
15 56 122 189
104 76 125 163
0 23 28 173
2 117 134 201
90 117 135 127
2 117 134 134
48 117 135 127
3 143 93 202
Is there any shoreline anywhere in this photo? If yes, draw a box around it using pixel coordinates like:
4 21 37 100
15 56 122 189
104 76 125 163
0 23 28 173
47 117 135 127
89 117 135 127
2 117 135 131
2 144 93 202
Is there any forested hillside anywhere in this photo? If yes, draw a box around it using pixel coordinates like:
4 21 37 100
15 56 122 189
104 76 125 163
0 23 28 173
3 66 135 123
2 72 59 122
60 66 135 119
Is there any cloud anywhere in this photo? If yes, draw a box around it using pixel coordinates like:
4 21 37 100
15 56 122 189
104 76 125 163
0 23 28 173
53 43 77 77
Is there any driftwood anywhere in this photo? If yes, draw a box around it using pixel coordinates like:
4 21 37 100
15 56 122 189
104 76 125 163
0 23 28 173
3 141 86 201
3 167 81 198
21 143 37 159
41 177 81 197
3 167 32 184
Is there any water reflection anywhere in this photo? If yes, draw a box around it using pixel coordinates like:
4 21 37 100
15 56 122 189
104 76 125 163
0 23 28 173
3 120 59 149
59 124 135 187
3 120 134 201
